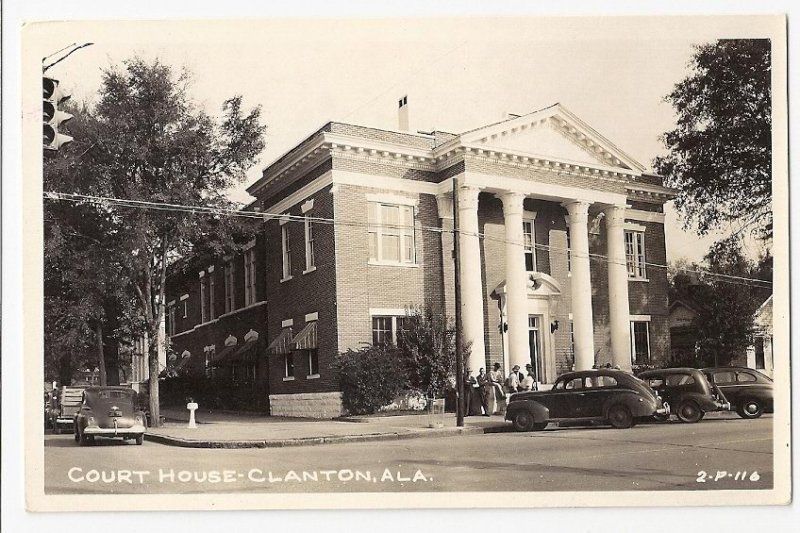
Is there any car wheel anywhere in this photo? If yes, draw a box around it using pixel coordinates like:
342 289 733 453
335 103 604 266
511 411 535 432
677 400 703 423
608 405 634 429
135 434 144 445
532 422 548 431
737 399 764 419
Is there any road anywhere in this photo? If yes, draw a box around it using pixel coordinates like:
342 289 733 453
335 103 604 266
45 414 773 494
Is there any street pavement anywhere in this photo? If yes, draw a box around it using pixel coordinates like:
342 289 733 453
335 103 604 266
44 412 773 494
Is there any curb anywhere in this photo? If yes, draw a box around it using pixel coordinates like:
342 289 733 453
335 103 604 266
144 426 486 449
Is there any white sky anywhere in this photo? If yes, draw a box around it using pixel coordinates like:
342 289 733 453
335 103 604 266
30 16 777 263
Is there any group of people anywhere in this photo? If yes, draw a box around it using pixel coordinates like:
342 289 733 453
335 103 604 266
462 362 539 416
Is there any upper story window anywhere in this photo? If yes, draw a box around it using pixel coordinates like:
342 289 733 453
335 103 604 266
200 275 209 323
224 261 235 313
208 271 216 320
523 219 536 272
244 247 257 306
304 216 316 272
368 202 416 265
625 230 646 279
281 224 292 280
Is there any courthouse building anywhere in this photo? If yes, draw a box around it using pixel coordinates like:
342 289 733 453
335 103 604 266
162 102 675 417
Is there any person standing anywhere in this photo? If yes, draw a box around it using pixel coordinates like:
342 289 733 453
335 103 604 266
476 368 491 416
490 363 506 400
520 370 535 392
505 365 523 394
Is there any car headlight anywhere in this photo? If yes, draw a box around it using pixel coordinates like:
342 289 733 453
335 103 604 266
134 415 143 425
87 416 96 426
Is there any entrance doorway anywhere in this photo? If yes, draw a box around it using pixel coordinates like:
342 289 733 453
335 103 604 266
528 315 543 382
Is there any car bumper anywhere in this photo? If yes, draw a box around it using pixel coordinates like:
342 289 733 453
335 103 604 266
83 424 145 436
656 402 670 416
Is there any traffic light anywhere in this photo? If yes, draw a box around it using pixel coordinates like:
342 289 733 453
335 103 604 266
43 76 73 151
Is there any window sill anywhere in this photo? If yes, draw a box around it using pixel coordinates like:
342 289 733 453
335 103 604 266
628 277 649 283
368 260 419 268
282 376 295 382
280 275 294 283
306 374 320 380
303 266 317 275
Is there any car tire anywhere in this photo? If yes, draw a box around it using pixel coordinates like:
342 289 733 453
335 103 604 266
737 399 764 419
511 410 535 432
677 400 703 423
608 405 634 429
532 422 548 431
135 434 144 445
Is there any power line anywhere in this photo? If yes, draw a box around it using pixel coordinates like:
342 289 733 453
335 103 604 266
43 191 773 288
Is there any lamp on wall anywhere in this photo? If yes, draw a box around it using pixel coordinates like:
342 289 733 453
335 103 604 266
550 320 559 333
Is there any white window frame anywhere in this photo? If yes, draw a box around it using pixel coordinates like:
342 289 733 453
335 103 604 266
304 215 316 273
367 202 417 266
523 216 537 272
244 247 257 305
625 227 647 280
630 319 651 365
281 224 293 281
370 311 406 345
200 275 209 323
283 353 295 381
208 271 216 320
307 349 320 379
224 260 235 313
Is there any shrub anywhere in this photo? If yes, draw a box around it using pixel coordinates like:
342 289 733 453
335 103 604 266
332 345 407 415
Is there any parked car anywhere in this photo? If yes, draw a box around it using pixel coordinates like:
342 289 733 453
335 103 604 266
47 386 85 434
73 386 146 445
505 369 669 431
702 367 774 419
638 368 729 423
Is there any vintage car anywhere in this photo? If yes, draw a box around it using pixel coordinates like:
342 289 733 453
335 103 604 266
505 369 668 431
47 386 85 434
73 386 146 445
638 368 729 423
702 367 774 419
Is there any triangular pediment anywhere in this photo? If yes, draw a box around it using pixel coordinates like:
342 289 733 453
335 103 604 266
460 104 645 172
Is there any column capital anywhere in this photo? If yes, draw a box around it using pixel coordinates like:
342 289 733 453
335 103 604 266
435 193 454 220
497 190 526 216
457 184 482 211
562 200 591 223
604 204 627 227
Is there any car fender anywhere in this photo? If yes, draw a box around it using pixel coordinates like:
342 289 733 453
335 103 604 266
506 400 550 423
603 392 655 418
678 392 719 411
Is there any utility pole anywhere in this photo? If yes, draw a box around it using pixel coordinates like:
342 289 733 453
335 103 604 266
453 179 464 427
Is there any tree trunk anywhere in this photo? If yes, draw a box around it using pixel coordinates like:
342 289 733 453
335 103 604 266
148 334 161 427
95 322 108 387
104 335 121 386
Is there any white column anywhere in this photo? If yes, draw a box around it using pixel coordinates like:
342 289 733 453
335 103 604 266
499 191 530 372
457 184 487 373
564 201 595 370
605 205 632 371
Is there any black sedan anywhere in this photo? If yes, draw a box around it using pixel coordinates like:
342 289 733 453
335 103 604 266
505 369 668 431
702 367 774 419
638 368 729 423
73 386 146 445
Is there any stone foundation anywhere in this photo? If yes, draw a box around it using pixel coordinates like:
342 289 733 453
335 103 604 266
269 392 343 418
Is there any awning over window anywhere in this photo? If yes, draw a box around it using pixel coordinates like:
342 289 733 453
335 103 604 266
292 321 318 350
267 328 293 355
226 338 261 364
210 345 237 367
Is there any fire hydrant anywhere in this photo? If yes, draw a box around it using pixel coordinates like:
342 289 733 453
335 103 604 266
187 401 198 429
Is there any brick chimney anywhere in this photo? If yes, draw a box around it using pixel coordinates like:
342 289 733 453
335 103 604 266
398 95 409 131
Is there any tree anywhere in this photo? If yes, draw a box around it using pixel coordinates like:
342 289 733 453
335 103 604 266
395 307 465 398
654 39 772 240
332 346 408 415
45 58 265 424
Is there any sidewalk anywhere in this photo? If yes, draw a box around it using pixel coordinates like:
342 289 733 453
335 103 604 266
145 407 509 448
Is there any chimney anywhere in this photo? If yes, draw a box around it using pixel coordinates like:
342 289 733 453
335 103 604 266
398 95 409 131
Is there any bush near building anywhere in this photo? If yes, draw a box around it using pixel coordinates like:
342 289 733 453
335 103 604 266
332 346 407 415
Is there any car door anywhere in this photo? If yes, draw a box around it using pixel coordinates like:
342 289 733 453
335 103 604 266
560 376 588 418
709 370 738 404
581 375 619 418
547 376 584 419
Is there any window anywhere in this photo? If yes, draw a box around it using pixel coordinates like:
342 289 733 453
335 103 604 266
630 321 650 364
754 338 765 369
307 349 319 376
243 248 257 306
281 224 292 280
284 353 294 379
713 371 736 384
204 347 214 378
564 377 584 390
625 230 646 278
666 374 695 386
523 220 536 272
304 216 316 271
588 376 618 388
372 316 393 345
200 276 209 323
368 202 416 264
232 364 256 383
182 298 188 319
737 372 757 383
167 304 176 336
208 272 216 320
224 261 235 313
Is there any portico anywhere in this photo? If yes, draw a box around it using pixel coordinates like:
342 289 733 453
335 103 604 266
451 171 634 379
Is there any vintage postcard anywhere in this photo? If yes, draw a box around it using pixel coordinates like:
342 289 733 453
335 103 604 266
20 15 789 512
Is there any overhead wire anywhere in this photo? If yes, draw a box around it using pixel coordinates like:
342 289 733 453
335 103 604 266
43 191 773 288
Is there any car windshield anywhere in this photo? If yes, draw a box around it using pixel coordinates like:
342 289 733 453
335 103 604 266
91 390 134 400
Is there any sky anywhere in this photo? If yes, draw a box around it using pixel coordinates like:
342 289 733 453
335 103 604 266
28 16 777 263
